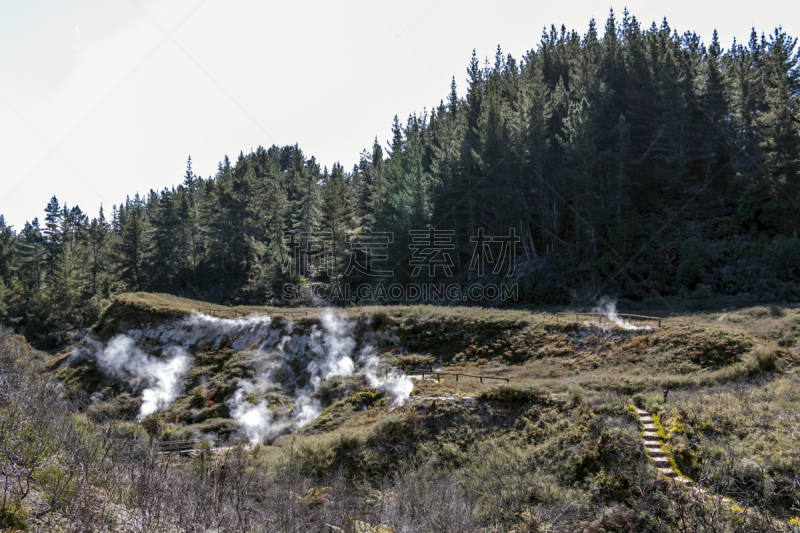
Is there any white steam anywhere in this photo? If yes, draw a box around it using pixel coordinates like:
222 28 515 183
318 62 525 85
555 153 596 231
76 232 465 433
227 379 291 443
592 297 652 330
359 345 414 406
128 312 278 351
80 335 190 418
380 374 414 406
226 310 413 443
81 309 413 444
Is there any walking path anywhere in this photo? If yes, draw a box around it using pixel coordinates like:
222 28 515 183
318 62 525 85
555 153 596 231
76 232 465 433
635 408 690 483
633 408 793 526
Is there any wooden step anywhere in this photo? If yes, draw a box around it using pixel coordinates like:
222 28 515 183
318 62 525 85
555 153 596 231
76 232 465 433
651 457 670 467
657 467 677 478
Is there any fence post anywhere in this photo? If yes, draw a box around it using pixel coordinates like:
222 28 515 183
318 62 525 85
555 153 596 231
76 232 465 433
437 373 440 383
456 374 459 382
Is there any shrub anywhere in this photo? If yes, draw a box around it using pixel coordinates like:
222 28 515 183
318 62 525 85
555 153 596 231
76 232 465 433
294 431 362 478
767 234 800 280
632 394 645 409
311 375 370 408
632 392 663 412
693 284 713 300
677 238 709 290
769 306 786 318
394 353 435 370
347 390 384 409
478 384 543 404
110 421 149 441
169 418 238 441
745 346 777 374
568 385 583 406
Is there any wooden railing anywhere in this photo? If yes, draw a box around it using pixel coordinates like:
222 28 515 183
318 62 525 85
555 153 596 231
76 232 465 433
413 367 509 383
197 309 309 319
554 312 661 328
198 308 246 318
156 439 203 454
271 311 310 318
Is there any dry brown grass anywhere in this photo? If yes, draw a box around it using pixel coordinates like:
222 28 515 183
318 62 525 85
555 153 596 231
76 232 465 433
664 305 800 352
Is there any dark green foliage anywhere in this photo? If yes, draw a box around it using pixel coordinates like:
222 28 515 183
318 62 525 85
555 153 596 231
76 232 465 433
167 418 238 441
2 16 799 343
676 238 709 290
768 234 800 279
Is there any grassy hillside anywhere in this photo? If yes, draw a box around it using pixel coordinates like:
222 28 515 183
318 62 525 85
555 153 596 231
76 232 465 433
5 294 800 530
58 294 800 437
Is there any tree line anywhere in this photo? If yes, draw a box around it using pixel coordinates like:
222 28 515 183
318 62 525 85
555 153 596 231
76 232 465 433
1 10 799 344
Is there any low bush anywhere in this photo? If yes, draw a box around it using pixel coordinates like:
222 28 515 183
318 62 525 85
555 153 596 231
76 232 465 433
294 431 363 478
310 374 370 408
478 384 544 404
168 417 238 441
744 346 778 374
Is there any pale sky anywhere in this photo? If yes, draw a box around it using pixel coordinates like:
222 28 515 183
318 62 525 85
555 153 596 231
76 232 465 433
0 0 796 229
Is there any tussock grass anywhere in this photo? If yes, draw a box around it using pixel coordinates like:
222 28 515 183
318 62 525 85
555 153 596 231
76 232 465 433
660 374 800 515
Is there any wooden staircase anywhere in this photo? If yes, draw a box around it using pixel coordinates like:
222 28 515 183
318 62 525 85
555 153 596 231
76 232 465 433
635 408 689 483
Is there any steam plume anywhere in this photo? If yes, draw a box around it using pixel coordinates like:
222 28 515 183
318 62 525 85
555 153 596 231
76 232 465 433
79 335 190 418
592 296 651 330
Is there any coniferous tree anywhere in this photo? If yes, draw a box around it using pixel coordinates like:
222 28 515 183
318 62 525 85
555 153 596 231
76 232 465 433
180 156 202 279
320 163 352 279
87 207 110 297
748 29 800 234
2 15 800 325
43 196 61 278
0 215 13 285
18 219 45 296
119 207 147 290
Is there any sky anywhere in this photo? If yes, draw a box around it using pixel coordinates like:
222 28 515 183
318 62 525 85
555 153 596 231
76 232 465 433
0 0 797 230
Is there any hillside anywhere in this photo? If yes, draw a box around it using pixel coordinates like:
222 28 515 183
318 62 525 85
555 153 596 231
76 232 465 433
2 12 799 347
3 293 794 530
2 7 799 532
